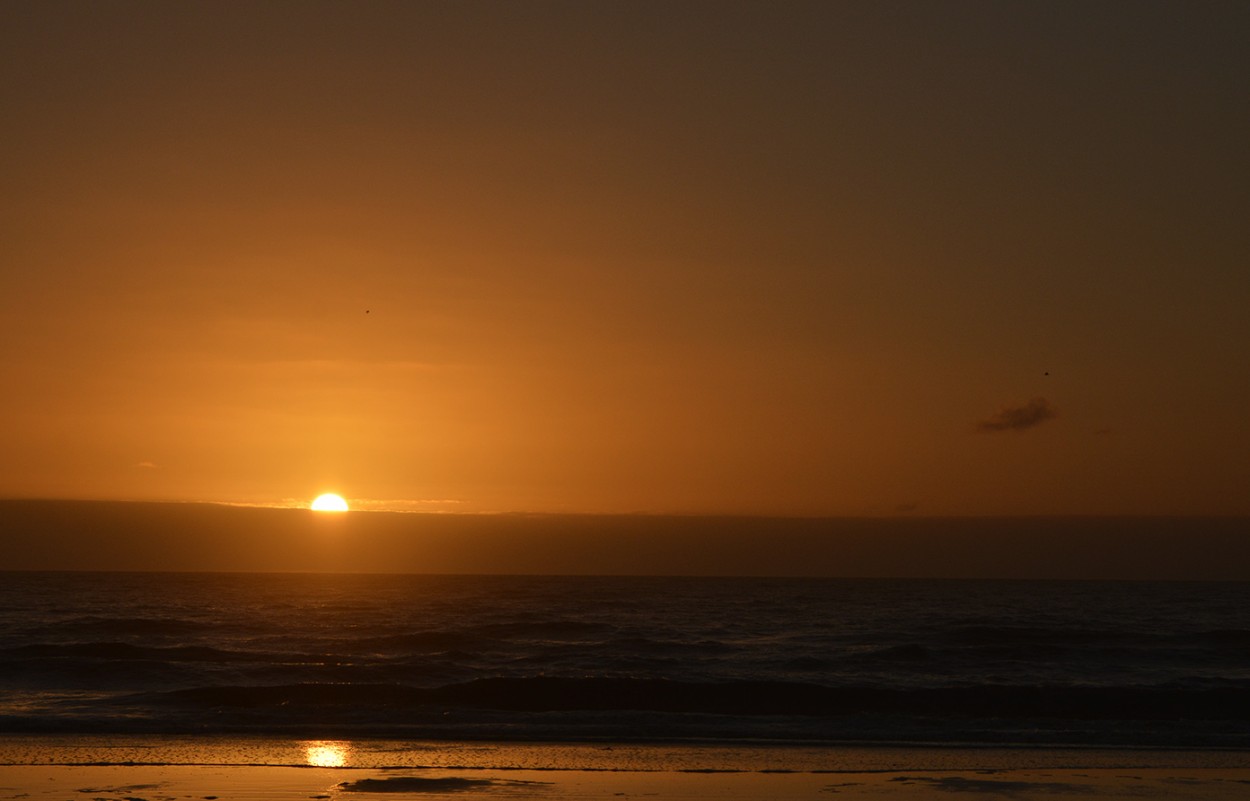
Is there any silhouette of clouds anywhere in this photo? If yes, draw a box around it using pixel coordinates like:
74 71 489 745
976 397 1057 433
348 498 466 512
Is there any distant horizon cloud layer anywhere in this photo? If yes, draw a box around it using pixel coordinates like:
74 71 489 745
3 501 1248 580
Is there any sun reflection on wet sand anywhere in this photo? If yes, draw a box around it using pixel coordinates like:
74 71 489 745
304 741 351 768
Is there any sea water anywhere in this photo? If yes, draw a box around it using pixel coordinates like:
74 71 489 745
2 572 1250 748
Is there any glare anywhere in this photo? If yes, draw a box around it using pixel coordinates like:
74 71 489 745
311 493 349 512
304 740 351 767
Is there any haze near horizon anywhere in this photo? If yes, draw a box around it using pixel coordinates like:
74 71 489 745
4 500 1250 580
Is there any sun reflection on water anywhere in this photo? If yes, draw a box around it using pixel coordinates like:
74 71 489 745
304 740 352 768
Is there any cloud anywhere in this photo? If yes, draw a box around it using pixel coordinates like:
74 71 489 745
349 498 466 513
135 461 159 469
976 397 1057 433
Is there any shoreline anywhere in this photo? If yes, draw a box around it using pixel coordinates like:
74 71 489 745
5 733 1250 770
6 763 1250 801
6 735 1250 798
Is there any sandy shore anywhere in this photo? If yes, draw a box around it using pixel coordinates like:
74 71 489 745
3 737 1250 800
6 763 1250 800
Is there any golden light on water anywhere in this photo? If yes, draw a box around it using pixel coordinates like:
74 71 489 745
304 740 351 767
311 493 349 512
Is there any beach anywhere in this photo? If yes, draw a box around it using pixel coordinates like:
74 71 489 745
4 737 1250 800
4 570 1250 799
10 765 1250 801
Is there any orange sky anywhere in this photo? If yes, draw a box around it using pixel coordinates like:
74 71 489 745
2 1 1248 516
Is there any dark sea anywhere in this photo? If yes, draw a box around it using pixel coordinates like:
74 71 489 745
2 572 1249 750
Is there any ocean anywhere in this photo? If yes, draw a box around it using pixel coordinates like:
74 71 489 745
2 571 1249 749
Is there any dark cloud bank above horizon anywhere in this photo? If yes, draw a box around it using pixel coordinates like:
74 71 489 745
3 500 1248 581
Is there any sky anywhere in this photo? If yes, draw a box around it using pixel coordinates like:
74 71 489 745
2 1 1248 517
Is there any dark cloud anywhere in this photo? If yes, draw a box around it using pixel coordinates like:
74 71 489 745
976 398 1057 433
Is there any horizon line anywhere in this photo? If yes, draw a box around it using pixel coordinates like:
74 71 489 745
2 497 1248 520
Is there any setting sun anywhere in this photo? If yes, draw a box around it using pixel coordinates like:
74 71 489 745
310 493 349 512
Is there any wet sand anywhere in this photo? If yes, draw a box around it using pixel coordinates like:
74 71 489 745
3 738 1250 800
6 763 1250 800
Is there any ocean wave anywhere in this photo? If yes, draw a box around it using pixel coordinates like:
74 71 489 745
138 677 1250 720
1 642 273 663
846 644 931 662
5 572 1250 746
601 636 737 656
935 625 1135 646
1175 629 1250 647
22 616 215 639
467 620 616 641
344 631 497 653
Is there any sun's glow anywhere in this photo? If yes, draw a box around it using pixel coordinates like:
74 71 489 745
311 493 349 512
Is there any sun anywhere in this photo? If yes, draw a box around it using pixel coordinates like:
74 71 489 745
310 493 349 512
